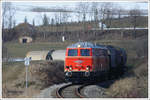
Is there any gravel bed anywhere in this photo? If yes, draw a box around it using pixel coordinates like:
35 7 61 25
84 85 107 98
83 80 114 98
34 83 71 98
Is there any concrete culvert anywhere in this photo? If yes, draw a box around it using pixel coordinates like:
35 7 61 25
26 50 53 61
51 50 66 61
19 36 33 43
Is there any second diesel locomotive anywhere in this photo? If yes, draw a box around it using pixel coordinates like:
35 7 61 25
64 42 127 82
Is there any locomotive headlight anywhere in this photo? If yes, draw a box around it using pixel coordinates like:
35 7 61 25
86 67 89 70
69 67 72 70
86 66 90 71
78 45 81 48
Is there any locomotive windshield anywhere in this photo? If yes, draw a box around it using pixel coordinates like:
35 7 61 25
68 49 78 56
80 49 90 56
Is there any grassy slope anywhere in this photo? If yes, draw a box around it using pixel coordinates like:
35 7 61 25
3 34 148 98
4 42 73 58
106 58 148 98
2 61 65 97
4 39 146 58
2 62 25 83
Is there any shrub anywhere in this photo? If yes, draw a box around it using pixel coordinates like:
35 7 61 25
133 39 148 58
107 77 147 98
30 61 65 89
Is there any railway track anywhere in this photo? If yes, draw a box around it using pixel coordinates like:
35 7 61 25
56 83 89 98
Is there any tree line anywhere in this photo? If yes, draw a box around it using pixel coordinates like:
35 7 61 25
2 2 146 42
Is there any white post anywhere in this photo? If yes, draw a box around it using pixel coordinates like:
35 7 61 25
62 36 65 42
26 65 28 96
24 57 30 96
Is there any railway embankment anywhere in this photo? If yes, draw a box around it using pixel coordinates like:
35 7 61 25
2 39 148 98
2 61 65 97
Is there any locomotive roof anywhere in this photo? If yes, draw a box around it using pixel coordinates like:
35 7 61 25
67 42 107 49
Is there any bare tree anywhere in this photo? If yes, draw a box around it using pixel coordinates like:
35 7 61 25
2 2 16 29
2 2 16 42
76 11 81 22
90 2 99 21
129 8 141 38
54 13 60 24
76 2 90 31
54 12 60 33
43 14 49 26
117 8 123 20
24 16 28 23
62 9 70 32
32 19 35 26
42 14 49 39
13 20 16 28
51 18 54 25
62 10 70 23
99 3 114 29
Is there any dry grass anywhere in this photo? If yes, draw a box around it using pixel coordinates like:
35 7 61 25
3 42 71 57
101 38 148 98
107 76 147 98
106 58 148 98
2 62 25 83
3 34 148 98
2 60 65 98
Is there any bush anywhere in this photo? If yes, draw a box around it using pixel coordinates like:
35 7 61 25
134 61 148 78
30 61 65 89
2 45 8 58
133 39 148 58
107 77 147 98
107 58 148 98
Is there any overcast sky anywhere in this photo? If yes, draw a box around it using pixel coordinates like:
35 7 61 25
8 2 148 26
12 2 148 10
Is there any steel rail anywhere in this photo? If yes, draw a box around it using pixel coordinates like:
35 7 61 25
56 83 73 98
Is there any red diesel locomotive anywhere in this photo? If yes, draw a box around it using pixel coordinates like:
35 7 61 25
64 42 127 82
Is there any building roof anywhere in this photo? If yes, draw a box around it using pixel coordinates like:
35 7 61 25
67 42 107 49
15 23 36 37
19 36 32 39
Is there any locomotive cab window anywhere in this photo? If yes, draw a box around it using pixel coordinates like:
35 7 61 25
68 49 78 56
80 49 90 56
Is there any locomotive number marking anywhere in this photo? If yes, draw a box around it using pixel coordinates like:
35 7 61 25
76 64 82 66
74 60 84 64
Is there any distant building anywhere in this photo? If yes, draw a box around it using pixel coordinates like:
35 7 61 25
26 50 52 61
15 23 36 43
19 36 33 43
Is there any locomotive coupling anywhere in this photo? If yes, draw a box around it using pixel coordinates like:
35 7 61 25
66 72 72 77
85 72 90 77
